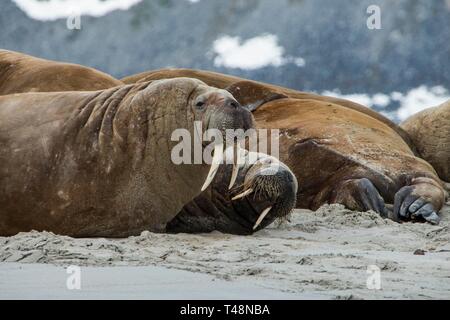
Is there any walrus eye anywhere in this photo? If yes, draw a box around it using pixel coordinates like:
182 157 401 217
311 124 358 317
196 101 206 109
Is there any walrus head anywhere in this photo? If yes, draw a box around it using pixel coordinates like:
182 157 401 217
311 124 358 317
96 77 257 232
166 151 298 235
130 77 254 189
186 79 255 191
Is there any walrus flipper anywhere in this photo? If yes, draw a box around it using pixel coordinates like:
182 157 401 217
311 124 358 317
288 137 395 216
329 178 388 217
225 81 288 112
392 177 445 225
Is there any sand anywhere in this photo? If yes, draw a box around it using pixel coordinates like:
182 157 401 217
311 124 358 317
1 202 449 300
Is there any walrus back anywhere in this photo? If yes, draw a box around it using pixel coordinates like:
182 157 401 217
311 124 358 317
0 49 122 95
121 68 416 152
401 101 450 182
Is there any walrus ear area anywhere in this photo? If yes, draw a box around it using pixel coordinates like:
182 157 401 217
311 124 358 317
225 81 288 112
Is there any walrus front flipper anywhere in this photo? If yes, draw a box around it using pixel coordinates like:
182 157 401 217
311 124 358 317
329 178 388 217
225 81 288 112
393 177 444 225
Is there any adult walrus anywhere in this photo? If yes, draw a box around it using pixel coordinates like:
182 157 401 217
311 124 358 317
167 150 298 234
401 100 450 183
123 69 446 224
0 78 255 237
0 49 122 94
121 68 416 151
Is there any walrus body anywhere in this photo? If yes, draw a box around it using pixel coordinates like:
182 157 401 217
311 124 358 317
0 49 122 94
121 68 416 150
0 51 298 237
401 101 450 183
254 99 445 223
0 78 255 237
123 69 446 224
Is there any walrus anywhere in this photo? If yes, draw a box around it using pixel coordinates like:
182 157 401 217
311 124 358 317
167 150 298 235
401 100 450 183
121 68 417 151
0 51 299 236
0 49 122 94
123 69 446 224
0 78 256 237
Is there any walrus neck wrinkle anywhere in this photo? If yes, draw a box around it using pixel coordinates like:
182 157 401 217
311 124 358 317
121 87 209 230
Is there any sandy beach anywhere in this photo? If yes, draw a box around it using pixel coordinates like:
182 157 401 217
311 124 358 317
1 202 449 300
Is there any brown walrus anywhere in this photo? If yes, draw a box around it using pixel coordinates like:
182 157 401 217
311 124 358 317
0 78 256 237
0 49 122 94
121 68 416 151
123 69 446 224
0 51 299 236
401 100 450 183
167 150 298 234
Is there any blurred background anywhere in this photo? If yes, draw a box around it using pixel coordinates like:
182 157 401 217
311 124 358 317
1 0 449 122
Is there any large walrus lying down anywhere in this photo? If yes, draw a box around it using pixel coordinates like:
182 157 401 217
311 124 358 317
401 100 450 183
123 69 447 224
0 49 122 94
0 51 299 236
0 78 262 237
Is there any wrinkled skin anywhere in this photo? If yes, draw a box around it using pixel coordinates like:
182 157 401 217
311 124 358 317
0 78 254 237
0 51 297 236
123 69 446 225
401 100 450 183
168 151 298 235
0 49 123 94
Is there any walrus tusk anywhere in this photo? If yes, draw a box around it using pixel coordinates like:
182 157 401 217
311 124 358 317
253 206 272 230
232 188 254 201
229 144 242 190
201 143 224 192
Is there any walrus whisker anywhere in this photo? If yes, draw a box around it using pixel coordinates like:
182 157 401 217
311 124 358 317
201 143 224 192
253 206 272 230
232 188 254 201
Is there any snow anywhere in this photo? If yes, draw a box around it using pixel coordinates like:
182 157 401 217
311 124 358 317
323 86 450 121
12 0 143 21
394 86 449 121
212 34 305 70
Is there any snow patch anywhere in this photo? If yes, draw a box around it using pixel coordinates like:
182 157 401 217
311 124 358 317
394 86 449 121
12 0 143 21
212 34 305 70
323 86 449 121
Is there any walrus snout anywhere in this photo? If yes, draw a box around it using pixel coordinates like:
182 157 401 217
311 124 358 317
194 87 254 134
193 86 255 192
